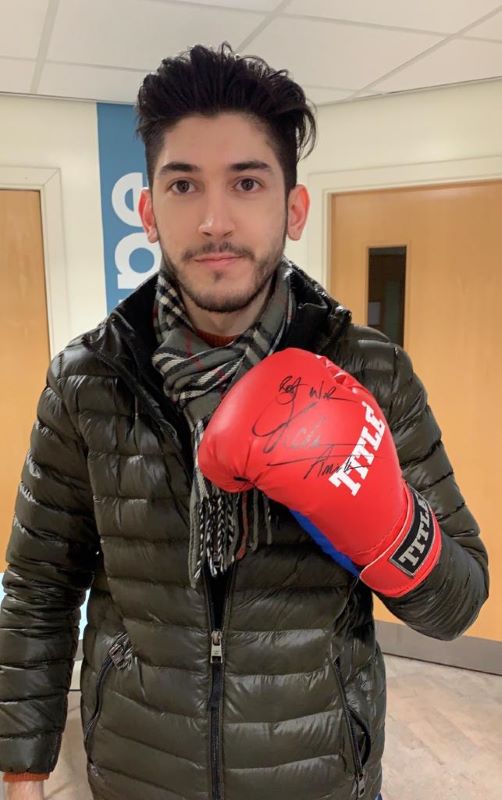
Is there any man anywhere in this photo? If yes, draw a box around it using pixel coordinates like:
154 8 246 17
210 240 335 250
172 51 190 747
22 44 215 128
0 43 488 800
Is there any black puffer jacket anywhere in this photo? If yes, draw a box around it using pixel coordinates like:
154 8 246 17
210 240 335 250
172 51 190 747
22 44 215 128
0 266 488 800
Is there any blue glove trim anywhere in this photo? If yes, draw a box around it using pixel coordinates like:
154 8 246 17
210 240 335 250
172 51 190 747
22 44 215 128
290 510 361 579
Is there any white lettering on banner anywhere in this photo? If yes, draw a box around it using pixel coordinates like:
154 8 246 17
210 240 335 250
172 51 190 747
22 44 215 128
112 172 160 289
396 495 431 569
329 401 385 496
112 173 144 227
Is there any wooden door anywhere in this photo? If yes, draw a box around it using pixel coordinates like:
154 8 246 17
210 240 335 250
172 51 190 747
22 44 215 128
330 181 502 643
0 190 50 570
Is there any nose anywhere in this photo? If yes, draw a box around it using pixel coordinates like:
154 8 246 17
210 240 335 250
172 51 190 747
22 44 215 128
198 190 235 239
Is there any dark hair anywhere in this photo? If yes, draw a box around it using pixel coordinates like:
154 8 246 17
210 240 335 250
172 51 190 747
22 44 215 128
136 42 317 195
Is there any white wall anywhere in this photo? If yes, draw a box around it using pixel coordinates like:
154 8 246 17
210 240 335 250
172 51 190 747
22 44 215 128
0 95 106 352
286 78 502 285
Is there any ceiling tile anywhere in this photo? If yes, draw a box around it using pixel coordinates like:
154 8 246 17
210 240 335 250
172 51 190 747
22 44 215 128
466 8 502 41
0 0 49 59
287 0 502 34
0 58 35 93
249 18 440 89
304 86 352 105
167 0 282 10
373 38 502 92
38 63 148 103
48 0 263 69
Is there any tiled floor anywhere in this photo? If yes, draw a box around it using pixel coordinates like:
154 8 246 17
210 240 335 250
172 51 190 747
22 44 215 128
3 655 502 799
382 656 502 800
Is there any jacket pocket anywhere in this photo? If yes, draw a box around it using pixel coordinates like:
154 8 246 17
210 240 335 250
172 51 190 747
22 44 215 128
84 632 133 753
332 657 371 798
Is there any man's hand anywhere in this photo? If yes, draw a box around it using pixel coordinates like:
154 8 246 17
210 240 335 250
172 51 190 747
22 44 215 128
4 781 45 800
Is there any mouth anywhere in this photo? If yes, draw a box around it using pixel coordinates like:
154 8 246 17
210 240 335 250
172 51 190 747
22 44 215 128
194 255 244 267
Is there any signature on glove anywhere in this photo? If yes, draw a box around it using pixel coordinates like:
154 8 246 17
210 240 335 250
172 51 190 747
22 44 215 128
251 373 360 480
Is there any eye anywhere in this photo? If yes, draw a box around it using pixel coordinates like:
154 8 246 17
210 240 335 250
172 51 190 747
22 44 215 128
237 178 260 192
170 180 195 195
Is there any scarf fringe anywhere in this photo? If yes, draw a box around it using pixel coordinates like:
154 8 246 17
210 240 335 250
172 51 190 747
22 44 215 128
189 489 272 589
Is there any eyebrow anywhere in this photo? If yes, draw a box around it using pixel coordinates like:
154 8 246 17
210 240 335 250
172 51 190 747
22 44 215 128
157 159 273 177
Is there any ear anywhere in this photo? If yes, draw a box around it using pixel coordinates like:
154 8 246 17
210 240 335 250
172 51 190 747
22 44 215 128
286 184 310 241
138 188 159 243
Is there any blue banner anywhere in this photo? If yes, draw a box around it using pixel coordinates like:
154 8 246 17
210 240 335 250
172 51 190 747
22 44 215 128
97 103 160 312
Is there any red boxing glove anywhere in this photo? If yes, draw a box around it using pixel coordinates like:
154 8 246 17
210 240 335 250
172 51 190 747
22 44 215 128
198 348 441 597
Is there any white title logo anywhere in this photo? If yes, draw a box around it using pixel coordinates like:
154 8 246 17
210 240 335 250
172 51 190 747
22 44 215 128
329 401 385 496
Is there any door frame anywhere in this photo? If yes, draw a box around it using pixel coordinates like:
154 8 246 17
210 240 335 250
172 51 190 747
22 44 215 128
0 165 70 357
307 154 502 292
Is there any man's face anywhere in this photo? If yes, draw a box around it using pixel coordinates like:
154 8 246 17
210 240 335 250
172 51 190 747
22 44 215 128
139 112 308 315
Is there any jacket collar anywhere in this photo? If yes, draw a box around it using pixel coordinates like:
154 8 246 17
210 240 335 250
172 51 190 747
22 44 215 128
82 275 172 432
284 263 351 352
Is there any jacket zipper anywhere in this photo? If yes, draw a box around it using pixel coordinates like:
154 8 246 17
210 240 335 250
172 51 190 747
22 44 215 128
332 658 367 798
209 628 224 800
84 632 132 750
204 565 236 800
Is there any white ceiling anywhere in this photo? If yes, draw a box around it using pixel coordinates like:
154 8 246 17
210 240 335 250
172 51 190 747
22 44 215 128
2 0 502 106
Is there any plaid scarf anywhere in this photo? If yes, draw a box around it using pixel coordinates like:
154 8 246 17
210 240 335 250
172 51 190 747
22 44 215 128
152 257 295 588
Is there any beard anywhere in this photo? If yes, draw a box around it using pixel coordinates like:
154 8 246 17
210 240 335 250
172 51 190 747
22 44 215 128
158 224 287 314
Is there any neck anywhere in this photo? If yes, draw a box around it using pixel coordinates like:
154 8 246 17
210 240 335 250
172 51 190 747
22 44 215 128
181 278 273 337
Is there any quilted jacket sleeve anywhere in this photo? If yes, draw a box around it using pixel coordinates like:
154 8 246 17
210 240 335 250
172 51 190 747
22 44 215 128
381 345 489 640
0 354 98 774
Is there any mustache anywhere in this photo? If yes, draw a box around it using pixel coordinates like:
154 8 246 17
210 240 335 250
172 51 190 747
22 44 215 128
183 242 254 261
